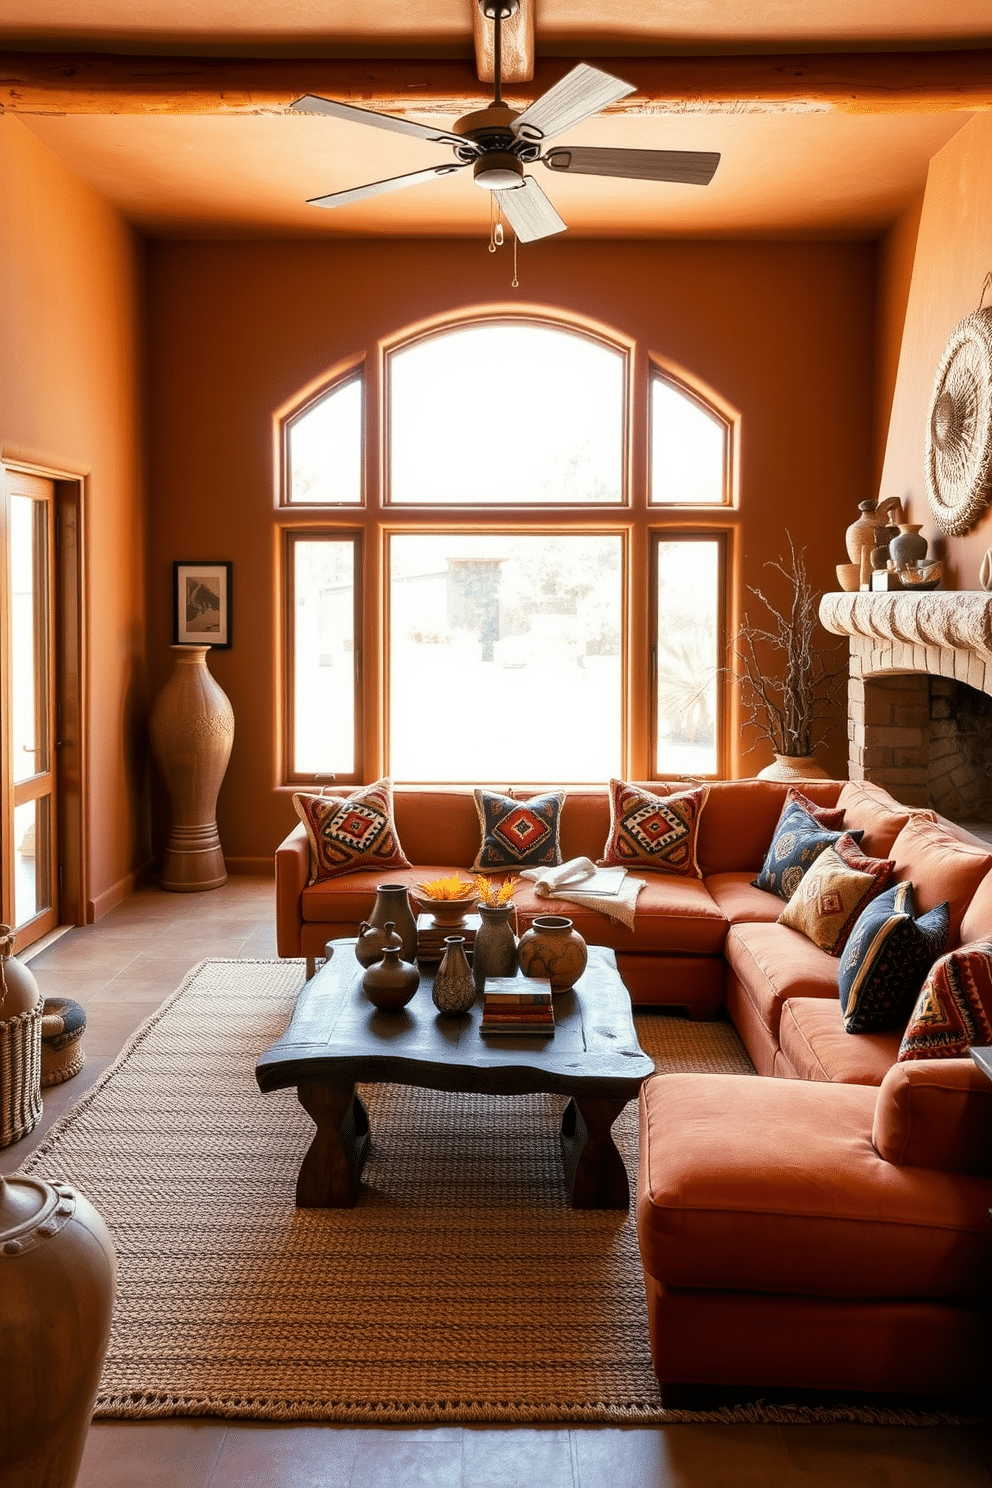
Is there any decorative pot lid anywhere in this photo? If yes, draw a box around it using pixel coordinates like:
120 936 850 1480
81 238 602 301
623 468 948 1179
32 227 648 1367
925 306 992 536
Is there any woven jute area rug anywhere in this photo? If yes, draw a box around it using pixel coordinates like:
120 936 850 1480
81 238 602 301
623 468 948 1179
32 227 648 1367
19 960 962 1426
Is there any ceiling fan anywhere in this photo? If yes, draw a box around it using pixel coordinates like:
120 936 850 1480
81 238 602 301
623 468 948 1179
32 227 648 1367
289 0 720 243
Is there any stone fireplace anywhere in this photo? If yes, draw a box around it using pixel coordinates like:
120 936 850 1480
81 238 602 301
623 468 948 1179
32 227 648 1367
819 591 992 834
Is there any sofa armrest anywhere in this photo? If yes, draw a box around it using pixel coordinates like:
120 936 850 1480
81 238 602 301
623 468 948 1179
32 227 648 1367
872 1058 992 1175
275 823 310 958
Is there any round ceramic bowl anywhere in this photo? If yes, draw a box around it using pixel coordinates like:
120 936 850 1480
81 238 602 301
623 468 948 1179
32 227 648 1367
410 889 479 927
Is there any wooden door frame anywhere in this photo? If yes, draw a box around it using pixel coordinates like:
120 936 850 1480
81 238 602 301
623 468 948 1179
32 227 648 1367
1 458 88 942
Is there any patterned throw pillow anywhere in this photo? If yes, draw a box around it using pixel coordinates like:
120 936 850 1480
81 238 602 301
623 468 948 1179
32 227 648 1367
600 780 708 878
753 802 861 900
777 833 895 956
779 786 846 832
899 939 992 1060
472 789 564 872
293 779 410 885
839 881 950 1033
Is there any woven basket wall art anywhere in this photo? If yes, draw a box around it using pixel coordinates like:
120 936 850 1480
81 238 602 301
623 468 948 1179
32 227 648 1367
925 304 992 536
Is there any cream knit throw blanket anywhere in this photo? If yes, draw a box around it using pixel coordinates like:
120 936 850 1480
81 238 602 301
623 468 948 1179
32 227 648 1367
520 857 645 931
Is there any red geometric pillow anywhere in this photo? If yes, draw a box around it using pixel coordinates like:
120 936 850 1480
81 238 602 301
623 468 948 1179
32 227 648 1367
293 778 410 885
899 940 992 1061
777 833 894 956
779 786 846 832
601 780 708 878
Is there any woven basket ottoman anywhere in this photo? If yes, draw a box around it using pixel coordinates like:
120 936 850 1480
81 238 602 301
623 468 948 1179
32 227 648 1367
40 997 86 1087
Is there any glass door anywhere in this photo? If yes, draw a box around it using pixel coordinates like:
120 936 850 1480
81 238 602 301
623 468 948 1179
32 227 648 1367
2 470 58 948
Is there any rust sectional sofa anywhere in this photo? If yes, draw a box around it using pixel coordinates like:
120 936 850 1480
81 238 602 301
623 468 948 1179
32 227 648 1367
275 776 992 1400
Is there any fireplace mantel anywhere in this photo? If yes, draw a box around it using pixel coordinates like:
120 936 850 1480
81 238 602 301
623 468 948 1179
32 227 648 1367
820 590 992 663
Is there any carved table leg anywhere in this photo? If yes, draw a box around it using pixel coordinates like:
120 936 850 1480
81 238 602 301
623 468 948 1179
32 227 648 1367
295 1080 370 1207
560 1096 630 1209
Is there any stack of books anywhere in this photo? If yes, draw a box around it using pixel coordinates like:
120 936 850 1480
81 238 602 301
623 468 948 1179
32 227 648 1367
480 977 554 1037
416 912 480 963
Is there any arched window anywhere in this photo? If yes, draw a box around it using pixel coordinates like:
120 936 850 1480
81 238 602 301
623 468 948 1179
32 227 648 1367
280 317 736 785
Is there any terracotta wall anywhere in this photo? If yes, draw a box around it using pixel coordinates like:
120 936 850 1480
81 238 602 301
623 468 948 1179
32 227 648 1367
0 117 148 918
146 236 875 864
879 113 992 587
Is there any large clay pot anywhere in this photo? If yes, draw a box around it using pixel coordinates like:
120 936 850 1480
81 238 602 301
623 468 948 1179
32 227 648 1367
844 500 878 568
0 1172 116 1486
517 915 588 992
756 753 830 782
149 645 234 892
364 884 418 963
472 903 518 994
0 924 42 1148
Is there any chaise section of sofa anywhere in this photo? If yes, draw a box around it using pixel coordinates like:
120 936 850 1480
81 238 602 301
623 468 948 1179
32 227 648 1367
636 1059 992 1397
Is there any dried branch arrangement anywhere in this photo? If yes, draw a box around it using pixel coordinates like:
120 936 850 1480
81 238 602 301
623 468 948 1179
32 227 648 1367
735 536 846 758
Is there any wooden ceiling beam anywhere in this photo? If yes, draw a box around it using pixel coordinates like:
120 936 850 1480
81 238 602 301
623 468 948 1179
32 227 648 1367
473 0 535 85
1 49 990 116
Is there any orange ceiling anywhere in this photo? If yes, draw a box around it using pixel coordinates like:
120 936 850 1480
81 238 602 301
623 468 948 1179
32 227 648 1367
2 2 988 239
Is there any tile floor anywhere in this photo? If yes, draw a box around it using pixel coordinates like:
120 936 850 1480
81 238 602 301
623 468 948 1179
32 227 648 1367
5 877 991 1488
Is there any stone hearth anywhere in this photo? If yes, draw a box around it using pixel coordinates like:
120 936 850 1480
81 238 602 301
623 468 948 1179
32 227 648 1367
819 591 992 825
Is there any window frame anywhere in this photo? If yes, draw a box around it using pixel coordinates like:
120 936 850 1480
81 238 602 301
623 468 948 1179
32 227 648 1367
277 315 739 788
281 368 366 509
649 529 729 780
282 527 364 785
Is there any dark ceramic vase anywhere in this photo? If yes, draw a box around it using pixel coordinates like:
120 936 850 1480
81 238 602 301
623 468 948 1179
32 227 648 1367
364 884 418 962
432 937 476 1015
472 903 518 993
362 945 419 1011
355 918 403 969
889 523 928 570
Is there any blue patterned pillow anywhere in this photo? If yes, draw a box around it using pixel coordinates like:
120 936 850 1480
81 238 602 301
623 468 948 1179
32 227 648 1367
754 802 860 900
839 880 949 1034
472 789 564 872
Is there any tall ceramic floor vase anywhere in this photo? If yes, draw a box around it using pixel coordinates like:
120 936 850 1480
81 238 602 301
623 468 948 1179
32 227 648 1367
150 645 235 892
0 1172 116 1487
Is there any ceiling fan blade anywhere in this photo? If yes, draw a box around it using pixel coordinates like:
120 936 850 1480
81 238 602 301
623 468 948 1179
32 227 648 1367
543 146 721 187
307 163 468 210
290 95 470 152
510 63 635 144
496 176 567 242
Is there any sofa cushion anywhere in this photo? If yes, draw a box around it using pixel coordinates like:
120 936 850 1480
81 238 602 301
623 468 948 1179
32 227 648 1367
724 921 841 1043
899 940 992 1061
839 881 949 1034
472 788 563 872
753 802 855 900
301 864 464 923
705 872 784 925
873 1059 992 1175
836 780 916 857
601 780 707 877
958 867 992 944
293 779 411 884
637 1072 992 1300
779 997 901 1085
393 788 489 867
512 874 728 956
694 779 843 876
889 814 992 946
776 835 894 956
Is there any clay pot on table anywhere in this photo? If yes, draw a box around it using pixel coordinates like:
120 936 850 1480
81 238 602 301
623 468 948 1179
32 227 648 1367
517 915 588 993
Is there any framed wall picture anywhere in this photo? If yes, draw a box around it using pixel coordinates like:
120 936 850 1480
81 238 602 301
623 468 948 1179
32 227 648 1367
173 561 232 648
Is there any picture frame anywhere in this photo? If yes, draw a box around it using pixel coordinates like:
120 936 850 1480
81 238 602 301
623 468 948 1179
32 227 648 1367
173 561 232 649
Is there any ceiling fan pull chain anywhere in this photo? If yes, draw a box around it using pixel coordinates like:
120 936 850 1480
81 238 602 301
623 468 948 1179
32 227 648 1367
512 232 519 289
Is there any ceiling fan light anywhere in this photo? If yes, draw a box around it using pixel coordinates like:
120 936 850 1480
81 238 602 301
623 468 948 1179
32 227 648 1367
473 154 524 191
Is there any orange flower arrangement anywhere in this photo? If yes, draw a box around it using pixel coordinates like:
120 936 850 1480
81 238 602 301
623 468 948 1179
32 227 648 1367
473 875 518 907
417 875 477 901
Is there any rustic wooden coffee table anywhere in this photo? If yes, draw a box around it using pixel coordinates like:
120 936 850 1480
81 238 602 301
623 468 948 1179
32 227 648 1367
256 942 653 1211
